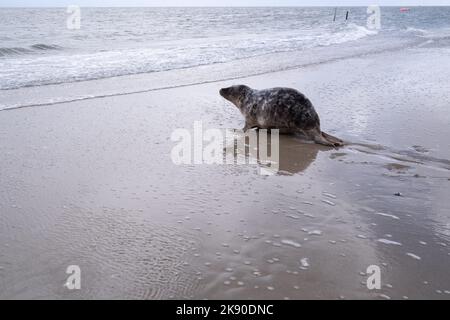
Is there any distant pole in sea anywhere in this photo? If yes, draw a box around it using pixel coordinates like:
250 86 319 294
333 8 337 22
345 11 349 21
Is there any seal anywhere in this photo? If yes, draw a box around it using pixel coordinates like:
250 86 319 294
219 85 344 147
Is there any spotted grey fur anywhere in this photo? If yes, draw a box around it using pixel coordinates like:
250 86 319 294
219 85 343 147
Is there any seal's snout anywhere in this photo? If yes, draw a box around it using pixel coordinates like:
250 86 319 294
219 88 228 98
220 85 250 106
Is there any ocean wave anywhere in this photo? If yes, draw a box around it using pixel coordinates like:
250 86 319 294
0 23 378 90
30 44 62 51
405 27 428 35
318 23 378 47
406 27 450 47
405 26 450 41
0 43 62 57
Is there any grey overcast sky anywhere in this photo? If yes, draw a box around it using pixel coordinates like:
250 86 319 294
2 1 450 7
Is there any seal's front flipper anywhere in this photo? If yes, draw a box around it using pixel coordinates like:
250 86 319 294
243 121 257 132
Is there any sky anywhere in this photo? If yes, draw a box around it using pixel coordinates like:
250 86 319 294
2 0 450 6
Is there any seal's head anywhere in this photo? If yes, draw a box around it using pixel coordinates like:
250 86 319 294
219 85 251 109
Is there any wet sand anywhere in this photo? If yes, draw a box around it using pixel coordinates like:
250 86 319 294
1 45 450 299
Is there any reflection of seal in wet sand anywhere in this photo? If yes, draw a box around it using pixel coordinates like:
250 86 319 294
276 136 321 174
220 85 344 147
232 132 320 174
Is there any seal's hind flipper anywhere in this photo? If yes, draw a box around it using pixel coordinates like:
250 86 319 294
306 128 343 148
312 133 336 147
321 131 344 147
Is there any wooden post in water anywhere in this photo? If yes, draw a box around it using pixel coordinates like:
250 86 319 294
345 11 349 21
333 8 337 22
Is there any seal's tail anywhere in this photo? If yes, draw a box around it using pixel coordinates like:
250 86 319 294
313 130 344 148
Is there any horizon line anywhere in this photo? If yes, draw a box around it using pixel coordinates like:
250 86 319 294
0 5 444 8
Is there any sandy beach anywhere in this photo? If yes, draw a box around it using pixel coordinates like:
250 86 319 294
1 42 450 299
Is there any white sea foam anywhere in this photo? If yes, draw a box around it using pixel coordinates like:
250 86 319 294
406 252 421 260
281 239 302 248
374 212 400 220
406 27 428 34
378 239 402 246
300 258 310 268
